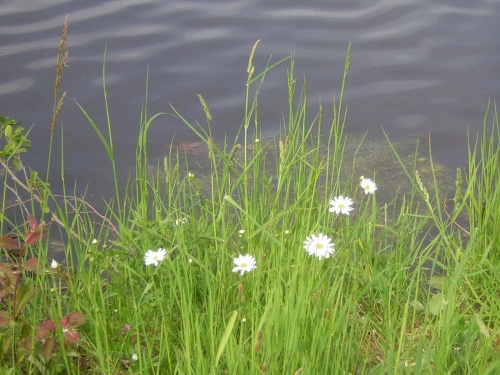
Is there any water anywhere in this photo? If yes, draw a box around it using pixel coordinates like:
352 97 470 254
1 0 499 202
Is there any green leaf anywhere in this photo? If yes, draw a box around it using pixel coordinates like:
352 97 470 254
429 292 446 316
215 310 238 366
4 125 12 139
14 284 35 316
428 276 446 290
12 158 23 171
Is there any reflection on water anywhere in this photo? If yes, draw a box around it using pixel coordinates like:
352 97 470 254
1 0 499 202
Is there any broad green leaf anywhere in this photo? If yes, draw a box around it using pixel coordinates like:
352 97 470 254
14 284 35 316
4 125 12 138
12 158 23 171
428 276 446 290
429 293 445 316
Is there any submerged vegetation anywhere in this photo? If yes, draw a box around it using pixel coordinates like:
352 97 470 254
1 21 499 374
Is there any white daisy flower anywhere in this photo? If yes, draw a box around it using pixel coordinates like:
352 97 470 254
50 259 59 269
131 353 138 361
329 196 354 215
144 248 167 267
303 233 335 260
360 177 377 194
232 254 257 275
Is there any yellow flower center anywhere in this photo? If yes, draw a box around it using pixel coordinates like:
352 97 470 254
316 243 324 250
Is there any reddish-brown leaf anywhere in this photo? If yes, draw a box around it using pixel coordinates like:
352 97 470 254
60 312 86 328
0 289 9 299
0 311 11 328
0 264 19 288
63 330 81 344
24 216 48 246
23 257 41 273
35 319 56 340
24 230 41 246
0 235 21 250
27 214 38 230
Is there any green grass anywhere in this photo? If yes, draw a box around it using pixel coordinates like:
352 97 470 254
1 39 499 374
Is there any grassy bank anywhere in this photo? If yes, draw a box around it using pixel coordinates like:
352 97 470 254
1 35 499 374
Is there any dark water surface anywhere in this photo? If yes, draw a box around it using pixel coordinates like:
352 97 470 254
1 0 499 201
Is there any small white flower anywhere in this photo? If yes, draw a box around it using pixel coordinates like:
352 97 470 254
284 230 290 235
360 177 377 194
50 259 59 269
238 229 245 237
188 172 195 178
303 233 335 260
329 196 354 215
232 254 257 275
255 139 260 144
144 248 167 267
131 353 138 361
188 258 193 264
91 238 98 244
175 218 188 225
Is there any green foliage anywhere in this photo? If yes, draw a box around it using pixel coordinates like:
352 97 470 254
0 216 86 372
0 116 31 171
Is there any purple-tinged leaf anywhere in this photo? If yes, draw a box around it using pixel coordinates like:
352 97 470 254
23 257 41 273
63 330 81 344
27 214 38 230
60 312 86 328
35 319 56 340
0 235 20 250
